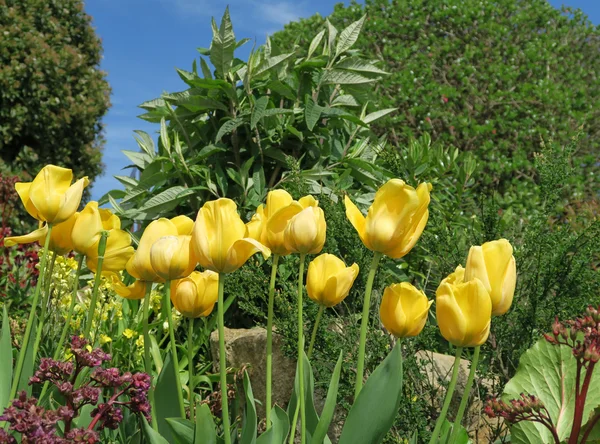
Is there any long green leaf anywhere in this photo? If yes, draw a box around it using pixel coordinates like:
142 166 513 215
251 96 269 129
177 96 229 113
200 57 213 79
122 150 153 169
312 352 343 443
240 371 257 444
166 418 195 444
154 352 181 442
210 7 236 78
142 416 170 444
335 15 366 57
305 97 322 131
216 118 245 142
338 341 404 444
194 403 217 444
308 30 326 59
134 130 157 157
256 406 290 444
253 52 296 78
334 57 388 75
321 69 379 85
0 306 12 411
18 321 36 396
363 108 398 124
136 186 195 213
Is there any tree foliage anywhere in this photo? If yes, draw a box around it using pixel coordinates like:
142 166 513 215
271 0 600 205
0 0 110 183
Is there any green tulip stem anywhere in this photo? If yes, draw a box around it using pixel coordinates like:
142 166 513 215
354 251 383 399
217 273 232 444
429 346 464 444
449 345 481 443
31 252 57 360
307 305 324 358
142 283 158 431
8 224 53 405
265 253 280 429
188 317 195 421
83 231 109 339
164 280 186 418
297 253 307 444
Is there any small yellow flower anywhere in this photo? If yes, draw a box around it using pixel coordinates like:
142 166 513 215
136 335 144 348
99 334 112 345
123 328 137 339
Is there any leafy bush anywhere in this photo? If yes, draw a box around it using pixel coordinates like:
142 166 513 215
271 0 600 206
0 0 110 184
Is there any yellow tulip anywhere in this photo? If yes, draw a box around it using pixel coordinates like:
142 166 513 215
191 198 270 273
170 270 219 318
15 164 89 224
436 277 491 348
306 254 359 307
441 265 465 286
171 215 194 235
86 229 134 275
71 201 120 254
47 213 78 255
464 239 517 316
283 198 326 255
344 179 431 259
150 235 197 281
380 283 432 338
112 277 148 300
126 217 189 282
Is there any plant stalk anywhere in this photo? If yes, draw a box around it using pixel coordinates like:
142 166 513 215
142 283 158 430
298 254 307 444
188 317 195 421
429 346 463 444
8 224 53 404
449 346 480 443
164 280 186 418
354 251 382 399
83 231 109 339
569 361 596 444
307 305 324 358
31 252 57 359
265 254 279 429
217 274 232 444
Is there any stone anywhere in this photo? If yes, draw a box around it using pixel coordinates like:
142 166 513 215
210 327 297 420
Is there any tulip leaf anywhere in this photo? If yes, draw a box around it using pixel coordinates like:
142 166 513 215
194 403 217 444
504 338 600 443
18 321 36 396
0 306 12 411
338 341 403 444
142 416 170 444
312 351 343 444
241 371 257 444
166 418 195 444
256 406 290 444
155 352 181 442
439 420 469 444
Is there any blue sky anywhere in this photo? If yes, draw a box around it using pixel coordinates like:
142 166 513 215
85 0 600 200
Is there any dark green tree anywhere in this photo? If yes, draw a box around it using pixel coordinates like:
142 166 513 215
0 0 110 182
272 0 600 206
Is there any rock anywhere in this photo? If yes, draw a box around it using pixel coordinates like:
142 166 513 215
210 327 297 420
415 351 504 443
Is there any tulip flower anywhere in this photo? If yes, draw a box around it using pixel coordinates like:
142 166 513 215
170 270 218 318
306 254 359 307
436 278 491 348
71 201 120 254
150 235 197 281
283 199 326 255
47 214 78 255
344 179 431 259
112 278 148 300
86 230 134 275
192 198 270 273
465 239 517 316
380 283 432 338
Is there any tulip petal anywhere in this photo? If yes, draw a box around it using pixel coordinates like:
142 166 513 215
224 238 271 274
171 215 194 235
54 177 89 224
99 208 121 230
266 190 294 218
87 229 134 274
436 283 468 347
299 195 318 208
49 214 78 255
344 195 368 248
4 224 48 247
495 256 516 316
322 263 359 307
112 277 148 300
246 205 265 241
460 279 492 346
28 165 74 222
265 202 303 255
15 182 40 220
128 218 177 281
72 201 104 254
380 284 409 337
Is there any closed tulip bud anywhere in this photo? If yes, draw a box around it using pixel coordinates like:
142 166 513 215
306 254 359 307
464 239 517 316
170 270 219 318
72 201 120 254
15 165 89 225
380 283 432 338
47 213 78 255
436 277 492 347
112 277 148 300
344 179 431 259
150 235 197 281
86 229 134 275
284 201 326 255
192 198 270 274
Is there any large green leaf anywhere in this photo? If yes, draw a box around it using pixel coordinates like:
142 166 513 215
335 15 366 57
18 321 36 396
166 418 195 444
154 352 181 442
253 53 296 78
334 57 388 75
305 98 322 131
240 371 257 444
135 186 195 214
256 406 290 444
362 108 397 124
209 7 236 78
338 341 403 444
504 338 600 443
321 69 380 85
307 30 325 59
216 117 245 142
142 416 170 444
251 96 269 129
0 306 12 411
312 352 343 444
194 403 217 444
